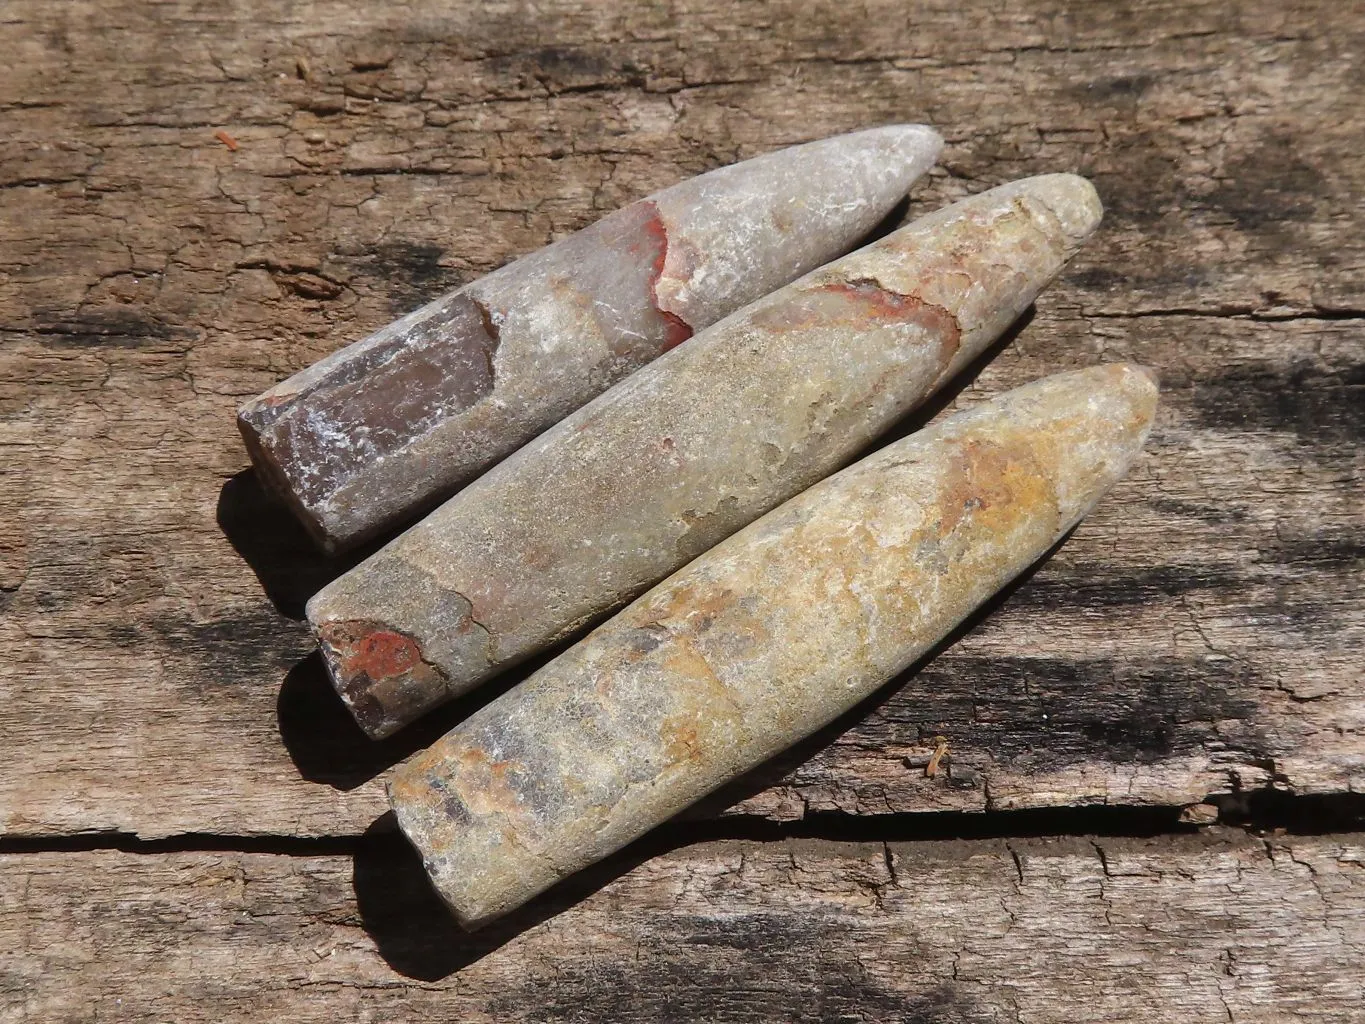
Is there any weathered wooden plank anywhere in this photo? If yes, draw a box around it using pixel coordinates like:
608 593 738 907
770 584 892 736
1 0 1362 839
1 0 1359 328
2 831 1362 1021
2 311 1358 837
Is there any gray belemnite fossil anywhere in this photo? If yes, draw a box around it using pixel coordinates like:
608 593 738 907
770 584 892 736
237 126 943 552
308 174 1106 740
389 365 1161 928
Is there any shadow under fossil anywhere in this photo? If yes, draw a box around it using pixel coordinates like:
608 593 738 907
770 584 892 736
276 639 576 791
215 469 385 621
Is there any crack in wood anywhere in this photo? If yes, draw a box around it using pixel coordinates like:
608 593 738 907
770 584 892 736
3 792 1360 858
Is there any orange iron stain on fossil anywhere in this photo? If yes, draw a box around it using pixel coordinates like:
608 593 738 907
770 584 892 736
934 437 1053 538
314 619 450 739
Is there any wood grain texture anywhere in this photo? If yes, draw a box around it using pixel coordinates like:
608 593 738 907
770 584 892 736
0 0 1359 835
3 831 1363 1022
3 1 1362 1016
0 1 1361 845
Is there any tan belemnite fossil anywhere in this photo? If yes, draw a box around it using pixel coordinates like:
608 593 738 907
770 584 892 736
388 364 1160 928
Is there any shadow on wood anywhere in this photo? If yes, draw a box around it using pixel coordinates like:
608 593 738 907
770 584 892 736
351 811 992 1023
274 654 446 790
353 810 687 980
277 637 580 790
216 469 386 620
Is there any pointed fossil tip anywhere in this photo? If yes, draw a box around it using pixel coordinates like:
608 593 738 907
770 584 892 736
1100 362 1159 396
861 122 945 166
1084 362 1160 392
1096 363 1161 432
876 121 943 145
1130 364 1161 390
1019 173 1104 243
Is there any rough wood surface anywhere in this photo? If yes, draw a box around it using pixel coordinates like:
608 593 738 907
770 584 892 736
3 830 1363 1022
1 0 1360 840
2 0 1362 1016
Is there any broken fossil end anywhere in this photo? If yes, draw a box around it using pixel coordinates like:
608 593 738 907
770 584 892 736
852 123 945 182
235 405 339 554
312 616 452 740
386 774 499 932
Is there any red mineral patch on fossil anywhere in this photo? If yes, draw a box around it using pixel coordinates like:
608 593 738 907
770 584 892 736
659 309 693 350
639 200 695 351
320 621 423 680
317 618 454 737
824 278 924 318
351 630 422 677
749 277 963 368
820 279 963 359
